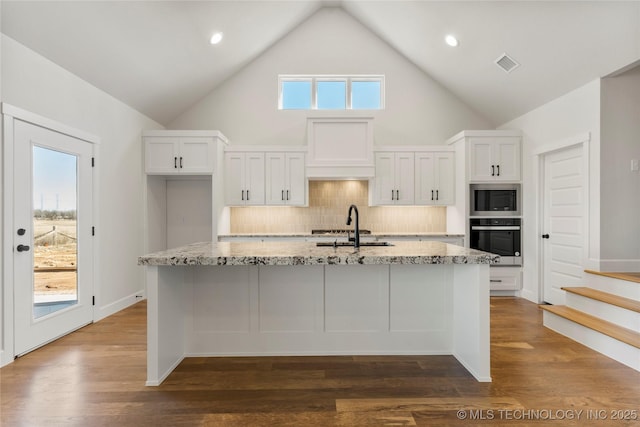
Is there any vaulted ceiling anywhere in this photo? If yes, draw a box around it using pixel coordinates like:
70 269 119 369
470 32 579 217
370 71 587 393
2 1 639 126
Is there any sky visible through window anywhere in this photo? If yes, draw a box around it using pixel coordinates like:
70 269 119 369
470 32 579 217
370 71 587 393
281 77 382 110
33 146 77 212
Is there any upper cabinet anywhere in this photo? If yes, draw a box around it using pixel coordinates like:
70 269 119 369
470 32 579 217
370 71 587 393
371 152 415 205
468 137 521 182
370 148 455 207
224 152 266 206
265 152 307 206
224 148 307 207
144 130 228 175
415 152 455 205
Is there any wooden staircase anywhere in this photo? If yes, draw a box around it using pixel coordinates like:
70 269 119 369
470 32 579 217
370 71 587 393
540 271 640 371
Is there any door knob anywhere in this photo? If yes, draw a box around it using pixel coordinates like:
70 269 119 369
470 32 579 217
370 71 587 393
17 244 30 252
541 234 550 239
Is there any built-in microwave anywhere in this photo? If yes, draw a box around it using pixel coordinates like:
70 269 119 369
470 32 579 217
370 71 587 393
470 184 521 216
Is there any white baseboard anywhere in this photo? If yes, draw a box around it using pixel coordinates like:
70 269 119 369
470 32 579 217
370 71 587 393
95 290 146 322
0 350 11 368
520 288 538 304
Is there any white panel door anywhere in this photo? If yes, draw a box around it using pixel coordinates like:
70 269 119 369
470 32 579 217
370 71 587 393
542 145 585 305
373 153 395 205
415 152 436 205
286 153 306 206
435 152 455 205
245 152 265 206
265 153 286 205
469 140 494 181
179 138 213 174
145 137 178 174
224 152 246 205
495 140 521 181
395 153 415 205
13 120 94 356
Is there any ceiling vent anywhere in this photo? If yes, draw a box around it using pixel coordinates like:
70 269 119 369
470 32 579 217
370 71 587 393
495 53 520 73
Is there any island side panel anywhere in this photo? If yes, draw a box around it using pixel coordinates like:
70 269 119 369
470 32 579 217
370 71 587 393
146 266 188 386
184 264 455 355
451 264 491 382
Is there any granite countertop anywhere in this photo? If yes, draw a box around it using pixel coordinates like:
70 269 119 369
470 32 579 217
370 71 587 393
218 232 465 239
138 241 497 267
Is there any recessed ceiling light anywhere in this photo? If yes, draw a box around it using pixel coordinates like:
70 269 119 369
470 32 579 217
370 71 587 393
210 32 224 45
445 35 459 47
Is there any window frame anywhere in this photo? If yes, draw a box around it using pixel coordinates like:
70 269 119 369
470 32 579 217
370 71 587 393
278 75 385 110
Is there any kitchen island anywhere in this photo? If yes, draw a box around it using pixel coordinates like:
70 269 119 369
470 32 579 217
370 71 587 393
138 241 498 386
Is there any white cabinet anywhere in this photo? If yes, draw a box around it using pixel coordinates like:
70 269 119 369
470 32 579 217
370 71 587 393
490 266 522 291
371 152 415 205
265 153 307 206
224 152 265 206
469 138 520 182
415 152 455 206
145 134 221 175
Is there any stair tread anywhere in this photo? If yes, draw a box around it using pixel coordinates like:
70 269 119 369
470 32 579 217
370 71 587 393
562 286 640 314
584 270 640 284
540 305 640 349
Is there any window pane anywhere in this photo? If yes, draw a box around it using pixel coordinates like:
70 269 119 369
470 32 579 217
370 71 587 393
352 81 381 109
32 146 78 319
317 81 346 109
281 81 311 109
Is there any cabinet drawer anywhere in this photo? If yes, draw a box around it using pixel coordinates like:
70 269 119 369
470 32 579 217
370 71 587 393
490 267 522 291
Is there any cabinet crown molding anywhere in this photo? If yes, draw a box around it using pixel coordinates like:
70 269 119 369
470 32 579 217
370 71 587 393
446 130 522 145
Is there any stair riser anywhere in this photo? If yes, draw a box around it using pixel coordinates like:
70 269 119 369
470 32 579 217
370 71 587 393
565 293 640 332
543 311 640 372
586 274 640 301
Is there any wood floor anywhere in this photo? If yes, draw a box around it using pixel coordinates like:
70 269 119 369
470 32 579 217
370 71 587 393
2 297 640 426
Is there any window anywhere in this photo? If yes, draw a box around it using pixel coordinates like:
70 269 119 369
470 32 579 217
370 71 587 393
279 75 384 110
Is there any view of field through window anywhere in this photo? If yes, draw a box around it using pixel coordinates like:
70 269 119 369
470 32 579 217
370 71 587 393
32 146 78 316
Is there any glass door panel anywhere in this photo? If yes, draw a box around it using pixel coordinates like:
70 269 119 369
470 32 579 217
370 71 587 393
32 146 78 319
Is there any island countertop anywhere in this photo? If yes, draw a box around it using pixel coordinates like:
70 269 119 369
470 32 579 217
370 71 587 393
138 240 498 266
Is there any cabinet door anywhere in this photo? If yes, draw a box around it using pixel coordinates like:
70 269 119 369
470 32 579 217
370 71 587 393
145 137 179 174
469 140 494 181
244 152 265 205
414 152 436 205
395 153 415 205
494 140 520 181
224 152 246 205
286 153 306 206
265 153 286 205
434 152 455 205
372 153 396 205
179 138 213 174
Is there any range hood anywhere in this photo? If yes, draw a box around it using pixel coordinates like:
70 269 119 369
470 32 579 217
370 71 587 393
306 117 375 179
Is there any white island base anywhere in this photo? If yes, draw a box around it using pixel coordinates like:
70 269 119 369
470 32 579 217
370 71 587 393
145 262 491 386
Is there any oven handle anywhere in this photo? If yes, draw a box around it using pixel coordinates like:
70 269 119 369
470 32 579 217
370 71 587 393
471 226 521 231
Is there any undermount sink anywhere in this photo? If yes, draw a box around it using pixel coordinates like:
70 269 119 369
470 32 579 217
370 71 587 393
316 241 394 247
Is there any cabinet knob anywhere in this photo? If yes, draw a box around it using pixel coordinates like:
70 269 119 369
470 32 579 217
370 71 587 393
541 234 550 239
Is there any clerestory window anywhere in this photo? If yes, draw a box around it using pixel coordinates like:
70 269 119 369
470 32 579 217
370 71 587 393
278 75 384 110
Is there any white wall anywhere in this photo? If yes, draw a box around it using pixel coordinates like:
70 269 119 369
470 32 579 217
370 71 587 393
600 66 640 266
499 80 601 303
169 7 491 144
1 35 162 363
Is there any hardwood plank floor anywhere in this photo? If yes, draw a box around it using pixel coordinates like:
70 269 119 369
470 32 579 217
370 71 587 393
2 297 640 426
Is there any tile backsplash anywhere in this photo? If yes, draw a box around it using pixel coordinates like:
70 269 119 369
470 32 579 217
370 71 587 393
230 180 446 233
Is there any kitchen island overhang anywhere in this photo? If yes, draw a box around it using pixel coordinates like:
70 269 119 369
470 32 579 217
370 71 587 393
139 241 498 386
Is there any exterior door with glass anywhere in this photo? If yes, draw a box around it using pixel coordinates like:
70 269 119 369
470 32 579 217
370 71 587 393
13 119 94 356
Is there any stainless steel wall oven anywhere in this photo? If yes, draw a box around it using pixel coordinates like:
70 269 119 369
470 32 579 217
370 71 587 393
469 218 521 265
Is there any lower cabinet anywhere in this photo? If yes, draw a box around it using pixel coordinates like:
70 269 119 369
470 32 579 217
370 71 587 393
489 266 522 291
